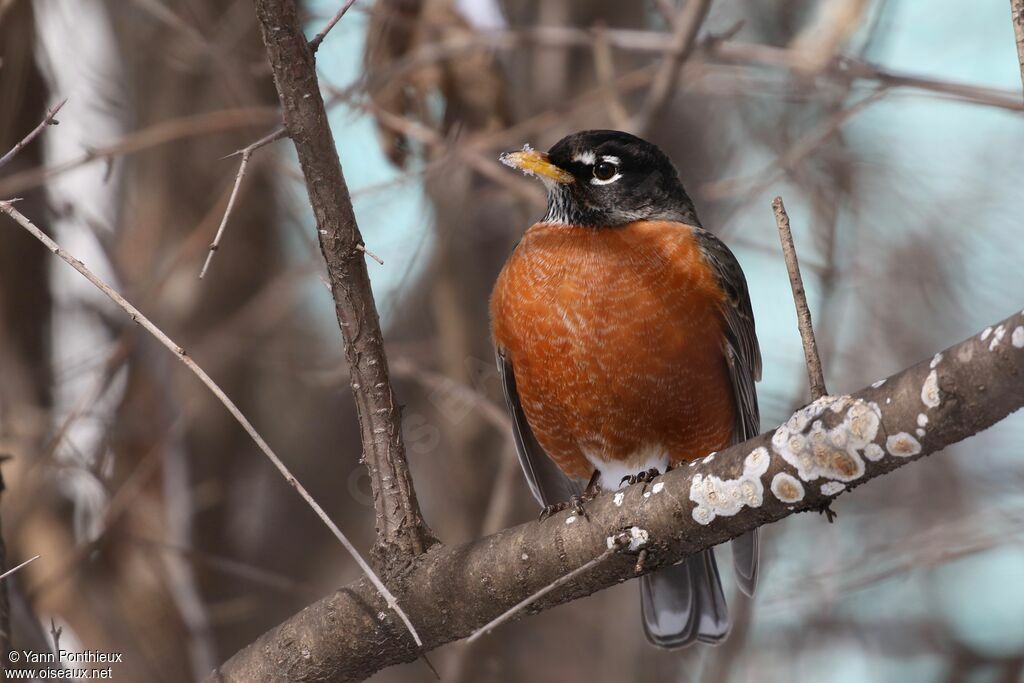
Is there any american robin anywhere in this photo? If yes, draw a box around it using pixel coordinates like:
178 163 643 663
490 130 761 647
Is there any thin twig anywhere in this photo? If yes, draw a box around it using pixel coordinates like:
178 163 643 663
199 127 288 278
1012 0 1024 100
199 151 250 279
356 243 384 265
0 555 39 583
50 617 62 654
309 0 359 52
0 98 67 171
591 24 631 130
772 196 828 400
0 200 423 647
652 0 679 27
221 126 286 159
0 106 280 197
466 534 628 643
629 0 712 133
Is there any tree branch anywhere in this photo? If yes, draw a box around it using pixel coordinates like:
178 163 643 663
251 0 435 563
0 199 421 648
1013 0 1024 100
209 308 1024 681
0 97 66 170
629 0 712 133
199 127 287 279
773 197 828 399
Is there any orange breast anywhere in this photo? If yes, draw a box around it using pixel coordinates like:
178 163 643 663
490 220 735 480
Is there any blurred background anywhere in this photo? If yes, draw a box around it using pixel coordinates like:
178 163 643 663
1 0 1023 681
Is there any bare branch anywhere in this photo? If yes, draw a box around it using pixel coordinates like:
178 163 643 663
772 196 828 400
629 0 712 133
0 98 67 170
467 534 629 643
0 107 280 197
591 25 631 130
309 0 359 53
0 555 40 584
356 242 384 265
209 307 1024 681
200 152 251 279
0 200 423 648
252 0 435 567
49 618 61 654
199 128 286 279
1013 0 1024 99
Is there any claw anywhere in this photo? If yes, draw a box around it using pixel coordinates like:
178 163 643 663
620 467 663 489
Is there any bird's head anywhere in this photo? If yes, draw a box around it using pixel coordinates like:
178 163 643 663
499 130 700 228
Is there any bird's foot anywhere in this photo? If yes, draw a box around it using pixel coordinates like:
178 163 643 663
619 467 662 489
538 490 598 521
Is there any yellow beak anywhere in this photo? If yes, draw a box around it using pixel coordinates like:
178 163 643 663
499 147 574 184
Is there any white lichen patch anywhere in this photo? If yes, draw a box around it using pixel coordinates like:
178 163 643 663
989 325 1006 351
864 443 885 462
608 526 650 551
1012 326 1024 349
565 515 577 525
521 553 529 561
917 414 929 427
820 481 845 496
921 370 940 409
930 353 943 369
871 379 886 388
958 344 974 364
771 395 880 483
613 492 625 507
770 472 805 503
981 327 993 341
886 432 922 458
916 428 926 437
689 447 771 525
652 482 665 494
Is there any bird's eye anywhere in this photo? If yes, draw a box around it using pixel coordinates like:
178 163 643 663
593 161 618 181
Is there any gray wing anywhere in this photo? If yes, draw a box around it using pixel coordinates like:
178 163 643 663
497 350 582 508
694 228 763 597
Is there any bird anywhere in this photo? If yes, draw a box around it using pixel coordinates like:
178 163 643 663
489 130 761 648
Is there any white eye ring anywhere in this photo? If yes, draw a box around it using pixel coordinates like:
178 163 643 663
590 155 622 185
591 167 621 185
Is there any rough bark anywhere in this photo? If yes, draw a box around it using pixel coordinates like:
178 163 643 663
251 0 435 565
208 310 1024 682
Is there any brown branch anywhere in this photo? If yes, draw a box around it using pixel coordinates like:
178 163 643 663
772 197 828 400
199 128 287 279
0 199 422 647
0 107 280 197
629 0 712 133
209 308 1024 681
0 462 10 668
466 533 630 643
251 0 435 565
0 97 66 170
591 24 631 130
0 555 39 585
397 27 1022 113
1013 0 1024 99
309 0 359 53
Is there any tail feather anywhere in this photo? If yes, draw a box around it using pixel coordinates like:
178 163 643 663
731 529 759 597
640 549 729 648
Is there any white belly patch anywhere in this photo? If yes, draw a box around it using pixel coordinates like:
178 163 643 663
583 444 669 491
